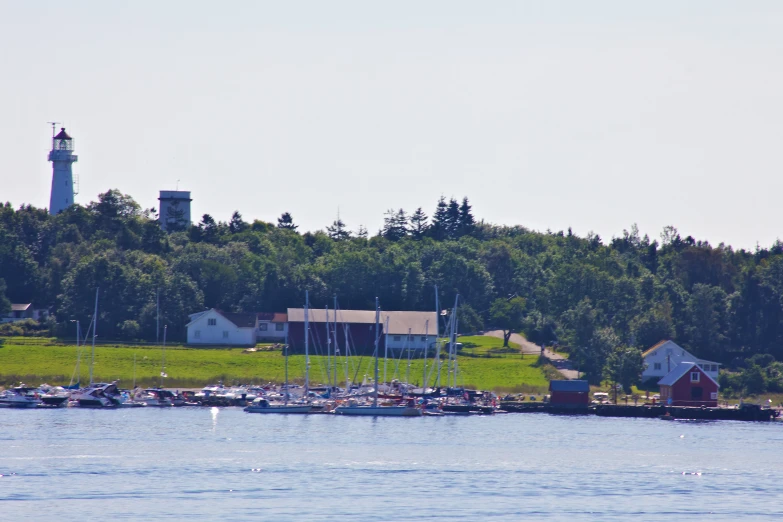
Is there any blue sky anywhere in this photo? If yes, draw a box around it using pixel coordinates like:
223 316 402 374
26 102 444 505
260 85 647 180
3 1 783 249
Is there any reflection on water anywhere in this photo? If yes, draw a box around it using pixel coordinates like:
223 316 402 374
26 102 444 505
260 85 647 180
210 406 219 431
1 408 782 521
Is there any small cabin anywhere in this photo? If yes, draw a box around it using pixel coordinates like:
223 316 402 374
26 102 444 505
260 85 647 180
549 380 590 407
658 362 719 407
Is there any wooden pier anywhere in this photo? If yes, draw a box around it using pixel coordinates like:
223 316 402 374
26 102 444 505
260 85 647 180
499 401 779 421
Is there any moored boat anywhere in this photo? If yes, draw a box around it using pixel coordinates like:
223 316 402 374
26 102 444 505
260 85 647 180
77 382 122 408
244 398 313 414
0 385 42 409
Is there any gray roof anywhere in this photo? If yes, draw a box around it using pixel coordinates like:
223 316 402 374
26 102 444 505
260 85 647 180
383 311 438 336
286 308 438 336
549 380 589 392
216 311 257 329
658 362 719 387
10 303 31 312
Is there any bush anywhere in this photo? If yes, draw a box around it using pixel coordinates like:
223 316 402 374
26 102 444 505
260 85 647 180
119 320 141 340
0 319 50 337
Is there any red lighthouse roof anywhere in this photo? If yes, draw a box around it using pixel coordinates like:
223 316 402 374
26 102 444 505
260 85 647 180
53 127 72 140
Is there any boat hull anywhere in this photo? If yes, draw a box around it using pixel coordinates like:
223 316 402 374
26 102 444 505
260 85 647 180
40 396 69 407
244 405 313 414
0 400 40 409
334 406 422 417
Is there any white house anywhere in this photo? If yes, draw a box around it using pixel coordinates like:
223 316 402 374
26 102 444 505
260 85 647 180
2 304 49 324
642 340 720 382
186 309 258 346
257 312 288 341
382 311 439 353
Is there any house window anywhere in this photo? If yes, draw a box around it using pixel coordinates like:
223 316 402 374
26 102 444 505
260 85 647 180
711 365 718 372
223 331 229 338
710 392 718 400
194 330 201 339
690 372 700 383
275 323 285 331
394 336 401 341
259 323 268 331
421 336 426 342
208 318 217 326
653 363 661 370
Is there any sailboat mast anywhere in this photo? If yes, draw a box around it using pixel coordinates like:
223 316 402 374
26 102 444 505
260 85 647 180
449 294 459 388
344 322 349 390
333 296 339 389
453 300 460 388
373 297 380 408
71 320 81 387
383 316 389 386
423 320 429 389
284 327 289 405
89 287 99 386
160 325 167 388
406 327 412 385
325 305 331 391
304 291 310 397
434 285 441 388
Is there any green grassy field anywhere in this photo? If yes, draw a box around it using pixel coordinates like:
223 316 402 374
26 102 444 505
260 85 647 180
0 336 549 392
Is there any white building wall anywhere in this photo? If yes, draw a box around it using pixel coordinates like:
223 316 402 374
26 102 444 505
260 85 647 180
187 310 256 346
385 334 437 353
642 341 720 381
257 321 287 340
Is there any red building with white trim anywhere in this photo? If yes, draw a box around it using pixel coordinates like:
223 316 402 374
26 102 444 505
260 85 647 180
658 362 719 407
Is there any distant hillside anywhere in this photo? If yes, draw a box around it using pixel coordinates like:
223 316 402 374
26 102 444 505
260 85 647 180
3 190 783 386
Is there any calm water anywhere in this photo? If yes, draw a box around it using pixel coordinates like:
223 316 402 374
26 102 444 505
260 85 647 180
1 408 782 521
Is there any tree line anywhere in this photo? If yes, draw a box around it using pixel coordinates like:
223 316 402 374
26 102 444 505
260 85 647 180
2 190 783 392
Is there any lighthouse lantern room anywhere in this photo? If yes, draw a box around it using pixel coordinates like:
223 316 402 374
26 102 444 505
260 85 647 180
48 127 78 215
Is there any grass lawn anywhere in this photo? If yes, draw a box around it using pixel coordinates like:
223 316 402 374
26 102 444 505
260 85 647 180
0 336 550 392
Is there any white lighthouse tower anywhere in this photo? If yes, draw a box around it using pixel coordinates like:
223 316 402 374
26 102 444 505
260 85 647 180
48 127 78 215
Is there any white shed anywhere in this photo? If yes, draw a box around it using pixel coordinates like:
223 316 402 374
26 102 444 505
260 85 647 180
186 309 258 346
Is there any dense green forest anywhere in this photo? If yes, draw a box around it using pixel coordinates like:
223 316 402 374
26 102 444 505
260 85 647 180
2 189 783 392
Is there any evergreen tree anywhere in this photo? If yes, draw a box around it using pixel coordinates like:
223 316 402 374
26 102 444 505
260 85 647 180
430 196 449 240
458 197 475 236
382 208 408 241
162 200 188 232
229 211 248 234
326 218 351 241
276 212 298 231
409 207 429 239
198 214 220 243
445 198 461 238
356 225 368 239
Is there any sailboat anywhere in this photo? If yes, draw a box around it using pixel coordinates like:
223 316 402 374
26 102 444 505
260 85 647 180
334 298 422 417
75 288 123 408
245 292 312 414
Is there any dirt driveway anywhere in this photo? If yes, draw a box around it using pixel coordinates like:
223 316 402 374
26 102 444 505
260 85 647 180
483 330 580 380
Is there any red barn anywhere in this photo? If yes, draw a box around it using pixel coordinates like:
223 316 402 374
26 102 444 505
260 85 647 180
549 380 590 407
658 362 719 407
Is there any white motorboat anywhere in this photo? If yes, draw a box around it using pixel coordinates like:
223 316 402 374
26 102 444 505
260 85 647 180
39 385 71 407
132 388 173 407
244 398 312 414
77 382 122 408
0 386 42 408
